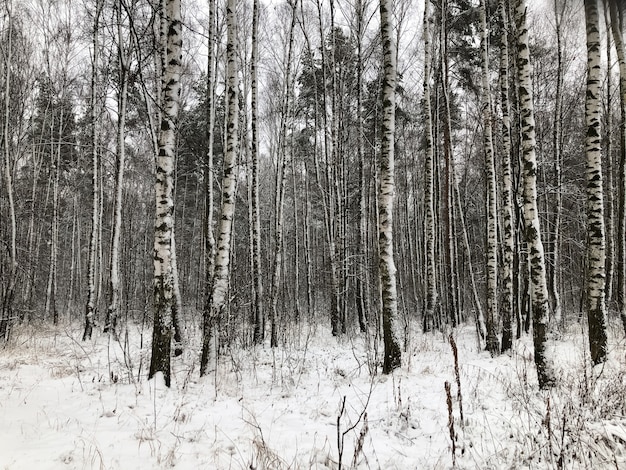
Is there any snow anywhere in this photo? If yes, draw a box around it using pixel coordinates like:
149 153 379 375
1 321 626 469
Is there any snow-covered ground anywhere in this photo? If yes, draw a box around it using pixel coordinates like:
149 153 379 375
1 320 626 469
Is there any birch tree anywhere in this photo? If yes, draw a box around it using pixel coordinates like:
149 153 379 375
200 0 238 376
149 0 183 387
0 0 16 340
83 0 103 341
422 0 436 333
609 0 626 333
105 0 131 337
515 0 555 388
439 0 459 328
379 0 401 373
548 0 565 326
354 0 370 333
270 1 297 347
204 0 217 332
499 0 514 352
480 0 499 355
250 0 264 344
584 0 608 365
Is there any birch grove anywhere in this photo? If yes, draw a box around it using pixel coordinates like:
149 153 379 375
0 0 620 393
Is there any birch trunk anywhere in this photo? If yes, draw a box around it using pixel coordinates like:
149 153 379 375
270 1 296 348
584 0 608 365
0 2 16 339
499 0 514 352
480 0 499 355
515 0 555 388
200 0 238 376
315 0 342 336
422 0 437 333
105 0 129 338
204 0 217 323
250 0 264 344
548 0 564 326
83 1 103 341
45 112 63 325
379 0 401 373
149 0 182 387
604 3 615 307
440 0 459 328
609 0 626 333
355 0 369 333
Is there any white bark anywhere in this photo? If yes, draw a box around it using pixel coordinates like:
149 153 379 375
499 0 514 351
515 0 555 388
609 0 626 331
201 0 238 375
379 0 401 373
480 0 499 355
83 1 103 341
1 0 16 339
584 0 608 365
149 0 182 387
270 1 297 347
422 0 437 332
106 0 129 337
251 0 264 344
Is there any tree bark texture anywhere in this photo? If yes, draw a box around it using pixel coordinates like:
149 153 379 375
584 0 608 365
149 0 183 387
515 0 555 388
200 0 238 376
379 0 402 374
480 0 499 355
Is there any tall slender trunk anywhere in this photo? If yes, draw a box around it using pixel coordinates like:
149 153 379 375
149 0 183 387
548 0 564 326
1 1 16 340
200 0 238 376
584 0 608 365
604 2 615 307
515 0 555 388
355 0 369 333
106 0 129 337
440 0 458 328
291 148 301 323
609 0 626 333
46 111 63 325
454 175 486 339
204 0 217 324
315 0 342 336
379 0 402 373
304 158 314 320
83 1 103 341
499 0 514 352
480 0 499 355
269 1 296 347
22 148 42 316
250 0 264 344
422 0 437 333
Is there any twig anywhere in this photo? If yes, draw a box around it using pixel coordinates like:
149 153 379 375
449 334 464 425
445 381 456 467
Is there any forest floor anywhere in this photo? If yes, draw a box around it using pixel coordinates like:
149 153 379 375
1 319 626 469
